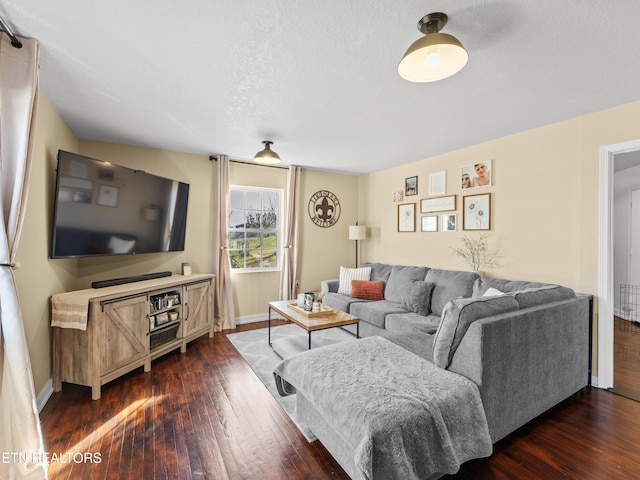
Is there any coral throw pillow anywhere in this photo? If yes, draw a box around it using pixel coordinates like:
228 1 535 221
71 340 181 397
351 280 385 300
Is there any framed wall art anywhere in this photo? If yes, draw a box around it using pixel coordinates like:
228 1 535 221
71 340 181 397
463 193 491 230
428 171 446 196
405 176 418 196
421 215 438 232
441 213 457 232
461 160 492 189
398 203 416 232
420 195 456 213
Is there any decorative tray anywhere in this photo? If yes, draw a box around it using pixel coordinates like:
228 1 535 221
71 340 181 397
287 302 336 317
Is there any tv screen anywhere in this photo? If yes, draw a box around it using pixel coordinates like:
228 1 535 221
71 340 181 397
51 150 189 258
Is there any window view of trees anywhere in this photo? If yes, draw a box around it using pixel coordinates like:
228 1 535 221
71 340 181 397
228 187 280 269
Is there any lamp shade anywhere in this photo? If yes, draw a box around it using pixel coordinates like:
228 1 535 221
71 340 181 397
398 32 468 82
254 140 281 164
349 225 367 241
398 12 468 83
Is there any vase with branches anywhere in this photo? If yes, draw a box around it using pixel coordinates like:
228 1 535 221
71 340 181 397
451 233 500 275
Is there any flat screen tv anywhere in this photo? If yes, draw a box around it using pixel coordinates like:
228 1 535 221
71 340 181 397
51 150 189 259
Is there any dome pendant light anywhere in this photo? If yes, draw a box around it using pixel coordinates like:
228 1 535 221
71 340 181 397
253 140 281 164
398 12 468 83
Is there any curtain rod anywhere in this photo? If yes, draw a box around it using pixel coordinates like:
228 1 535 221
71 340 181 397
209 155 290 170
0 14 22 48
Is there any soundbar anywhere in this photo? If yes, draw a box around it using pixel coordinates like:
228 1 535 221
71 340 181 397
91 271 172 289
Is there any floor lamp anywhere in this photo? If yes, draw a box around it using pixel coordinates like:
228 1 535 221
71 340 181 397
349 224 367 268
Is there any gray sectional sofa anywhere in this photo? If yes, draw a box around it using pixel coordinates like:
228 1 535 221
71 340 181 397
275 262 590 479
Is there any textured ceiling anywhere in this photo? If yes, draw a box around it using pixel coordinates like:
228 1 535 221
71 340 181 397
2 0 640 175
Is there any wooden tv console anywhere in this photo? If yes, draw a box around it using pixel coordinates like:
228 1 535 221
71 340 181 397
51 273 215 400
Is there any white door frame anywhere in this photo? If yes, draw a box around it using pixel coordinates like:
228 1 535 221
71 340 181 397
598 138 640 388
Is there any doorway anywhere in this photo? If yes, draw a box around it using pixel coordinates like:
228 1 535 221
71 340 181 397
600 141 640 401
612 157 640 401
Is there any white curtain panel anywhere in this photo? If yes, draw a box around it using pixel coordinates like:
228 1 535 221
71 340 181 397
214 155 236 331
0 35 47 479
279 166 301 300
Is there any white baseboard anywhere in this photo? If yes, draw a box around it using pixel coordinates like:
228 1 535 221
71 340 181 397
235 313 269 325
37 378 53 412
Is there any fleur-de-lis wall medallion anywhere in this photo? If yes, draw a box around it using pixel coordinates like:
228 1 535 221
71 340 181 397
308 190 341 228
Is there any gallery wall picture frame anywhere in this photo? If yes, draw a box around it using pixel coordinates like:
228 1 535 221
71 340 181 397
98 185 119 207
405 176 418 196
420 195 456 213
428 171 446 196
441 213 457 232
398 203 416 232
421 215 438 232
461 159 492 190
463 193 491 230
393 191 404 203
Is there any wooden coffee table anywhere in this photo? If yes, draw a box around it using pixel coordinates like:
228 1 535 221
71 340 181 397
268 300 360 349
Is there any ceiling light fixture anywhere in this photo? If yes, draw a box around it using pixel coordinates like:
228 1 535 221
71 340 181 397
398 12 468 83
253 140 281 164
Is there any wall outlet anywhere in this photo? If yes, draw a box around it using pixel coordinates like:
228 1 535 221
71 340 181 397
295 279 300 289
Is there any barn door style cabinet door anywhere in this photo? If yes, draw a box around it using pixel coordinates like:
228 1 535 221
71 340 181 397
101 295 150 378
183 281 212 340
52 274 215 400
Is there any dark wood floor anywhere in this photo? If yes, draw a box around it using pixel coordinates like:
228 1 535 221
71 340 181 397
41 321 640 479
612 316 640 401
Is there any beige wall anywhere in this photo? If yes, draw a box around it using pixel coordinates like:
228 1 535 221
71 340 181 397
359 120 585 287
297 169 360 293
14 94 78 394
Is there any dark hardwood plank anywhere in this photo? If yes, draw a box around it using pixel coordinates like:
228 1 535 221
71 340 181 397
41 321 640 479
612 316 640 401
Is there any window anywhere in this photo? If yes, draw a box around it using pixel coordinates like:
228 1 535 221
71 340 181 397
228 186 281 270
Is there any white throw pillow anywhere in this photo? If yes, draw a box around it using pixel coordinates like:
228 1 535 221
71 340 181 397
482 287 505 297
338 266 372 296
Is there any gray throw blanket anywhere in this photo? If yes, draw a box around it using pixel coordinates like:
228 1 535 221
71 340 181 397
273 336 492 480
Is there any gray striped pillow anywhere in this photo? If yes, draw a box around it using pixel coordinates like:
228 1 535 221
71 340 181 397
338 266 372 296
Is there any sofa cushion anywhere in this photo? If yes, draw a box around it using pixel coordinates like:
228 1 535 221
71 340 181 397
397 281 434 316
349 300 408 329
510 285 575 309
433 295 520 369
337 266 371 296
322 292 367 313
351 280 385 300
385 312 441 335
361 262 393 283
384 265 429 303
425 269 479 316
